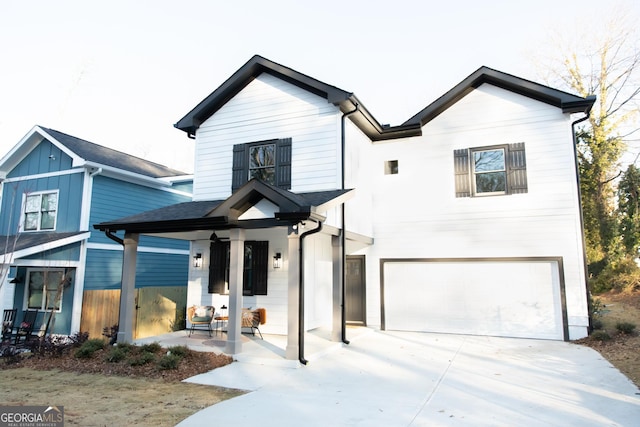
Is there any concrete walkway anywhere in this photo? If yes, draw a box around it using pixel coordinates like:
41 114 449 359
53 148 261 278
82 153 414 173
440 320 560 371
177 330 639 426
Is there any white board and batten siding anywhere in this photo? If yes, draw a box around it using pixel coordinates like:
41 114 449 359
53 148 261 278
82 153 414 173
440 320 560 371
359 84 589 340
193 74 342 201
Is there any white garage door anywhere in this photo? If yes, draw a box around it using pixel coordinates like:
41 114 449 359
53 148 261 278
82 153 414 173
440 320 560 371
383 259 566 340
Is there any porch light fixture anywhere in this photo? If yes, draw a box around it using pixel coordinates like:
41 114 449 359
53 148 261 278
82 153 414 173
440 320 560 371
273 252 282 269
193 253 202 268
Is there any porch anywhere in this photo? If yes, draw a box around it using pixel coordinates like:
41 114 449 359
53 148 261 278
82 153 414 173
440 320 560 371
134 326 371 368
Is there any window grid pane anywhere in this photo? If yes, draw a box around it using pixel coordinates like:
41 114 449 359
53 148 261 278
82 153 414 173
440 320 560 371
473 149 506 194
249 144 276 185
23 192 57 231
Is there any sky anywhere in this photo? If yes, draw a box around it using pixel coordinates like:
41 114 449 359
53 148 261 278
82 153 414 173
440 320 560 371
1 0 638 174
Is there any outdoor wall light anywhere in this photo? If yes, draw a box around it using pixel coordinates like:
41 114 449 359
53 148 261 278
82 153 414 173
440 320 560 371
193 253 202 268
273 252 282 269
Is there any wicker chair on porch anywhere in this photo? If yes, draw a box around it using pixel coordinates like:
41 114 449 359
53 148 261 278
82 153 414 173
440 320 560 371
187 305 215 337
241 308 266 339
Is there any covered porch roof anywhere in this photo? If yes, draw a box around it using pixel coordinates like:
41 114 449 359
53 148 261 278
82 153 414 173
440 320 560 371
93 179 355 239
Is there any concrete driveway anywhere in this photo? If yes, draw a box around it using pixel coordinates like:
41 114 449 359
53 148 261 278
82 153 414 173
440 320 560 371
178 330 640 426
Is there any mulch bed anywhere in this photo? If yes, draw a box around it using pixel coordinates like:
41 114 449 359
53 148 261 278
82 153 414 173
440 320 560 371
0 344 233 382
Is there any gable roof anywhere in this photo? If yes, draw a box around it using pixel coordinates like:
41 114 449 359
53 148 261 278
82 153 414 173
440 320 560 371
0 126 188 180
174 55 422 142
176 57 596 142
404 66 596 127
93 179 353 234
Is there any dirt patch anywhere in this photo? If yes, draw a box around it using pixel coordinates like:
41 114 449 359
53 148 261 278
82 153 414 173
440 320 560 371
0 342 244 426
575 290 640 388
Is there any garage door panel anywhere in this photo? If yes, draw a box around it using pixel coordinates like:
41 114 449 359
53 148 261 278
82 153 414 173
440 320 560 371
383 260 564 340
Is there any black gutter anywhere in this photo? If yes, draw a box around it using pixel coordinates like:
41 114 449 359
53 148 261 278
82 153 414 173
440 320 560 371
571 112 594 332
340 101 359 345
104 229 124 246
298 220 323 365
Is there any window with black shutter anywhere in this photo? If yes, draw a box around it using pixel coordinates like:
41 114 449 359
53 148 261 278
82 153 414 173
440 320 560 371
454 143 528 197
208 240 269 296
232 138 292 192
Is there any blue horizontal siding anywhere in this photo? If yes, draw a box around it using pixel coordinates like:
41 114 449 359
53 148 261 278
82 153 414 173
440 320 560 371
89 176 191 249
84 249 123 290
135 252 189 288
85 249 188 290
22 242 81 261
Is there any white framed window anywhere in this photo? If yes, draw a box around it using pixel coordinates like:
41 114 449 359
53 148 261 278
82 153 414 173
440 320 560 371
472 148 506 195
25 268 65 312
22 190 59 231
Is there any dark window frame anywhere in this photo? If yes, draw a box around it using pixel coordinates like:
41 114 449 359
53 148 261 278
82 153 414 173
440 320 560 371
454 142 527 198
208 240 269 296
232 138 292 192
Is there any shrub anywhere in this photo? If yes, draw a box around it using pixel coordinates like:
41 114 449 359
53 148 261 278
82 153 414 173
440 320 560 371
591 330 611 341
74 338 106 359
140 342 162 353
128 351 156 366
157 354 182 370
113 342 135 353
105 347 127 363
592 319 604 330
589 256 640 294
26 332 89 357
166 345 189 358
615 322 637 334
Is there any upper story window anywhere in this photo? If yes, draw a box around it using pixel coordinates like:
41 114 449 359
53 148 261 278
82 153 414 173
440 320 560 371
23 191 59 231
473 148 506 195
454 143 527 197
249 143 276 183
232 138 292 192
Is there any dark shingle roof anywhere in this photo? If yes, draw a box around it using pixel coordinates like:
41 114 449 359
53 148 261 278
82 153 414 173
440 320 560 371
94 182 352 233
0 231 87 256
403 66 596 127
174 55 421 142
42 127 187 178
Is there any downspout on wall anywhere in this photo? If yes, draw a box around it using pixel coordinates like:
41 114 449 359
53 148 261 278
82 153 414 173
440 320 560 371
298 219 323 365
571 112 594 332
340 101 359 345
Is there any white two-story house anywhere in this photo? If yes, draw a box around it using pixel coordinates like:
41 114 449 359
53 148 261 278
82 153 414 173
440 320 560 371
95 55 595 362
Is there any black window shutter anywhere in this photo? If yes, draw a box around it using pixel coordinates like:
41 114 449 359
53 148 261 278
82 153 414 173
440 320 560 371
208 241 229 294
232 144 248 192
252 241 269 295
454 149 471 197
276 138 292 190
507 143 528 194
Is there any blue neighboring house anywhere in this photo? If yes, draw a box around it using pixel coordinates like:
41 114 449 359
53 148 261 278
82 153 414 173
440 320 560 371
0 126 193 339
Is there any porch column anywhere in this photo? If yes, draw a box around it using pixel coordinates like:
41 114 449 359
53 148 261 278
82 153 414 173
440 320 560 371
225 228 245 355
331 234 342 341
286 225 300 360
117 233 138 344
